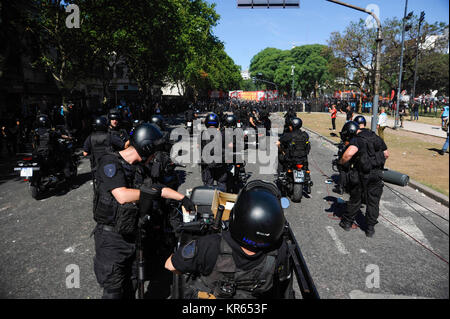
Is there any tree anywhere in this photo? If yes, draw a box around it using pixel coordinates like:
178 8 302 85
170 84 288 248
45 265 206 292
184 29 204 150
27 0 96 103
249 44 336 97
328 16 449 103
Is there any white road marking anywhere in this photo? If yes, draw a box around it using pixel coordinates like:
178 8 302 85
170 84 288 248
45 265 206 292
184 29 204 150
326 226 350 255
64 244 81 253
379 200 433 250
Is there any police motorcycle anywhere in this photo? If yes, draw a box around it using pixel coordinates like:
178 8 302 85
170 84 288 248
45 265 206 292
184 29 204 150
277 118 313 203
16 134 78 199
221 114 248 193
277 160 311 203
169 180 320 299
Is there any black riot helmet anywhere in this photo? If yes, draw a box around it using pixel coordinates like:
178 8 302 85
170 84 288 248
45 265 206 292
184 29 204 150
353 115 366 127
150 114 164 129
93 116 108 132
108 108 121 121
290 117 303 131
37 114 50 128
130 123 163 160
340 121 359 142
205 112 220 128
224 114 237 128
229 180 286 251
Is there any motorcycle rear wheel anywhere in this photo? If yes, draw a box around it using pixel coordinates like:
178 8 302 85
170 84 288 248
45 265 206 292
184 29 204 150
291 183 303 203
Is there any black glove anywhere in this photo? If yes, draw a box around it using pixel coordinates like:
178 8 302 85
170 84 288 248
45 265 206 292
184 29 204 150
139 185 162 215
181 196 196 212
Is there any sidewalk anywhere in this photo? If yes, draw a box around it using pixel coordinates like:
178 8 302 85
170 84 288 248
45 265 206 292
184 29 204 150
333 112 447 138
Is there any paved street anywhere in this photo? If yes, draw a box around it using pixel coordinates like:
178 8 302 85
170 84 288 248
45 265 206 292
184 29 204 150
0 113 448 299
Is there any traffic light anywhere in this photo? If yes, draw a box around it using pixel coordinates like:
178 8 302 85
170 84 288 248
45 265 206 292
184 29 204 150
405 11 414 20
419 11 425 23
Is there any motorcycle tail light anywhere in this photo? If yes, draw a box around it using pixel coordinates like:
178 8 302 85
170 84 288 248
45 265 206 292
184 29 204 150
23 157 32 161
24 179 29 182
296 164 303 169
236 165 241 167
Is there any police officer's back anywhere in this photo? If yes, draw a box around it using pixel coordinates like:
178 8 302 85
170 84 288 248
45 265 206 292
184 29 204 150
200 113 229 191
338 119 389 237
278 118 311 171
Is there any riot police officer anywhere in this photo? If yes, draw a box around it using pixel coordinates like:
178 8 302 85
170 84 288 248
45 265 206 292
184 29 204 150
184 104 195 124
200 113 229 191
259 104 271 134
338 120 389 237
92 123 195 299
165 180 290 299
277 117 312 194
108 108 129 147
283 106 297 133
83 116 126 172
33 114 73 186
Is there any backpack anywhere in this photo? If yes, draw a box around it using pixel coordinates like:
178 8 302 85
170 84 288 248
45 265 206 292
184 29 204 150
357 130 386 174
288 131 310 158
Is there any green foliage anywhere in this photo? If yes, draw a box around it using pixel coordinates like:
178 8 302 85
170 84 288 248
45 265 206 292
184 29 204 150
328 15 449 97
249 44 338 97
21 0 241 102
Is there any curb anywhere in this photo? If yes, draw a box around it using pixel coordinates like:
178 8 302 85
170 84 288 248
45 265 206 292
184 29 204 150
302 126 450 208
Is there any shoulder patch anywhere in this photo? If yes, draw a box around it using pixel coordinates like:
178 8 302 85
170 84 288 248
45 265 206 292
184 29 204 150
181 240 197 259
103 163 117 178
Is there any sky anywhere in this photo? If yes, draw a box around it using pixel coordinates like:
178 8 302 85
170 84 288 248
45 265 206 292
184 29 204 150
206 0 450 70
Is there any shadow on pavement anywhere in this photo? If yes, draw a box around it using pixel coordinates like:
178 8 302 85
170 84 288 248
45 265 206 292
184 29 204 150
323 195 367 231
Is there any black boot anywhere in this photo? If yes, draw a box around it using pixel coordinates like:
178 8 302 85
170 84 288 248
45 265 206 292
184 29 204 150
365 225 375 238
339 220 352 231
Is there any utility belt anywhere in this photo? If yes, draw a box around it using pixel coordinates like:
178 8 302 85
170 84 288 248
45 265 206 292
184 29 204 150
341 167 383 188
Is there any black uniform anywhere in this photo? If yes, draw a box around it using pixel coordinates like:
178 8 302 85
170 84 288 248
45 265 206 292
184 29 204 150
172 230 289 299
200 128 229 192
341 128 387 228
92 152 144 299
83 132 125 170
185 109 194 122
278 129 310 171
108 126 129 147
283 110 297 132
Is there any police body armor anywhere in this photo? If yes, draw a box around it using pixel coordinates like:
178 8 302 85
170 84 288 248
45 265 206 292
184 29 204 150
201 130 226 169
93 153 142 236
186 237 278 299
35 128 52 156
109 127 128 144
90 132 112 170
355 129 386 175
288 130 310 159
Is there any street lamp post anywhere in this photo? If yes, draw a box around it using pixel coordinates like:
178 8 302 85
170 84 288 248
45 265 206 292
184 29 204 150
291 65 295 100
326 0 382 132
395 0 413 128
411 11 425 119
